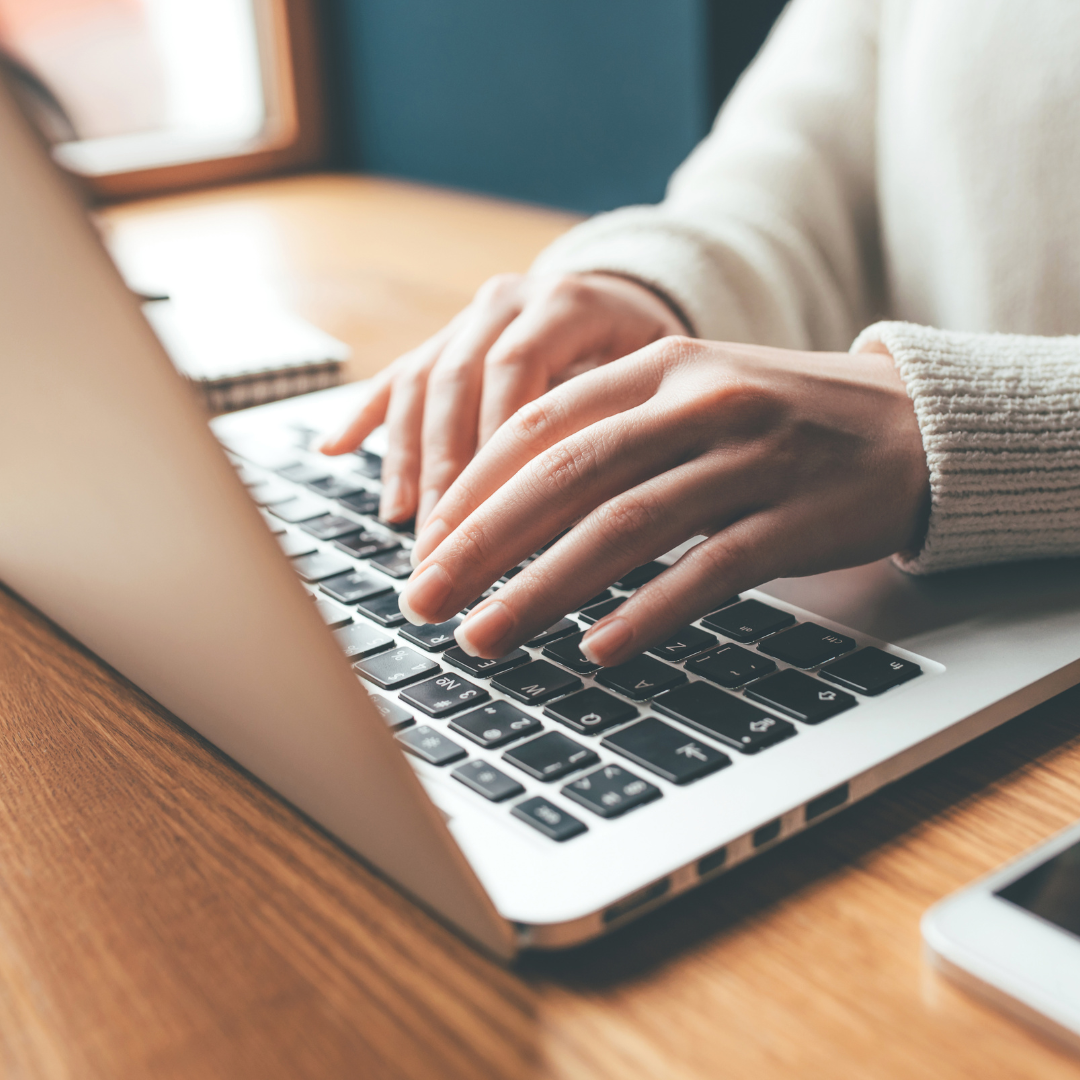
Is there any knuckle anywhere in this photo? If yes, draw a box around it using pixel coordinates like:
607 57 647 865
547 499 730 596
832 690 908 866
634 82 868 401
476 272 524 306
507 396 560 446
484 338 535 372
594 490 664 545
534 439 597 496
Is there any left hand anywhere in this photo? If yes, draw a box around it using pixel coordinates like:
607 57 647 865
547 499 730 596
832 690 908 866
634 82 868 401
398 336 930 666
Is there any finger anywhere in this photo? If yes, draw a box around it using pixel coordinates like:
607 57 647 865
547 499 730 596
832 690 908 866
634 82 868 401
379 356 434 522
317 364 394 455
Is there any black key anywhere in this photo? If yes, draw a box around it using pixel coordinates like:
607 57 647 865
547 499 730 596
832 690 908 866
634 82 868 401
291 550 354 582
444 646 530 678
355 590 407 627
314 600 352 629
368 548 414 578
369 694 413 730
278 462 330 485
820 647 922 695
337 489 381 516
354 646 440 689
647 626 718 663
543 687 639 735
500 560 530 580
578 596 625 624
701 599 795 642
582 589 613 608
596 655 686 700
542 632 599 675
378 517 415 537
308 474 368 499
463 587 498 612
270 495 329 523
352 449 383 478
492 660 582 705
300 514 366 541
512 797 587 841
653 681 796 753
685 643 777 688
561 764 661 818
602 718 730 784
320 569 394 604
612 562 665 590
450 700 542 748
503 731 599 781
399 617 462 651
452 760 525 802
525 618 578 647
333 621 394 660
399 672 489 717
334 531 401 560
277 531 317 558
745 668 857 723
757 622 857 668
396 724 467 766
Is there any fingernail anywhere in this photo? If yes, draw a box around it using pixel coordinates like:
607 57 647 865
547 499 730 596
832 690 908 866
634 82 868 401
399 562 452 625
380 476 407 521
580 616 633 665
416 490 440 533
456 600 514 657
412 516 450 566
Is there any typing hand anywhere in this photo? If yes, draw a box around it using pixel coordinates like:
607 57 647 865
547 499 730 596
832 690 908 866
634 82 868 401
318 272 685 527
398 337 930 666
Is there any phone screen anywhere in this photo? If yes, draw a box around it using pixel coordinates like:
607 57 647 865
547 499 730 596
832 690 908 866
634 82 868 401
998 838 1080 939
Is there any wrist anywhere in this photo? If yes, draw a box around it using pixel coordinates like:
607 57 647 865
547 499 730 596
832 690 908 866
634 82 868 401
581 271 695 337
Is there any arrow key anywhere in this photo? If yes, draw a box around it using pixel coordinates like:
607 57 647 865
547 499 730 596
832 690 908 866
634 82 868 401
745 669 857 723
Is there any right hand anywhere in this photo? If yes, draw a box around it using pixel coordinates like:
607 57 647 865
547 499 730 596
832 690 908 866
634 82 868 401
318 271 688 528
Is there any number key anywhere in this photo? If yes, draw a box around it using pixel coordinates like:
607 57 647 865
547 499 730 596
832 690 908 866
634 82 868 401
399 672 489 717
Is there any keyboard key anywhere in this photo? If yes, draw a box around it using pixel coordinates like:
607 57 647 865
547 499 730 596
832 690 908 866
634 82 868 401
685 643 777 688
542 631 599 674
757 622 856 668
602 718 730 784
399 672 489 717
300 514 366 541
450 700 542 748
278 462 331 485
355 591 407 627
292 550 354 582
578 596 626 624
277 531 317 558
259 509 287 533
503 731 599 781
451 760 525 802
378 517 416 537
543 687 639 735
647 626 718 663
653 681 796 753
595 656 686 700
612 562 666 590
268 495 328 523
314 600 352 629
396 725 467 766
582 589 613 608
368 549 414 578
745 669 857 723
444 646 530 677
308 474 368 499
337 489 381 516
492 660 582 704
334 530 401 560
525 618 578 647
399 618 462 651
251 480 299 506
820 647 923 695
463 587 498 612
702 599 795 642
352 449 383 478
320 569 394 604
354 646 440 689
332 621 394 660
369 694 413 730
561 764 661 818
512 797 587 841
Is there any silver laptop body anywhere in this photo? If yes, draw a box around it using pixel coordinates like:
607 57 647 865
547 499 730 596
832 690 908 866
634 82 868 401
2 81 1079 959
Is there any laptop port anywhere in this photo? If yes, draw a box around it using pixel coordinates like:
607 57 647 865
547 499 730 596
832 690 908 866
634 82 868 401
753 819 782 847
696 846 728 878
603 878 670 924
805 783 850 821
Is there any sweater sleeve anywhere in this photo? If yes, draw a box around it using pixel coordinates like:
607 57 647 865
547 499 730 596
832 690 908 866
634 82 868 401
853 322 1080 574
531 0 883 351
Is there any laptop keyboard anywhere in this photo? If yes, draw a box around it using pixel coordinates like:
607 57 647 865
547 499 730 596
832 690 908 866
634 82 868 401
228 433 927 846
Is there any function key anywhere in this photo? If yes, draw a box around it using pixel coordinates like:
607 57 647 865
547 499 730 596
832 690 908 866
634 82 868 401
653 681 796 753
314 600 352 629
292 550 353 582
502 731 599 781
320 569 393 605
399 617 462 651
355 590 407 627
354 646 439 689
745 669 856 723
396 724 467 766
268 495 328 523
444 646 530 678
757 622 856 668
450 700 541 748
685 643 776 688
561 764 661 818
543 687 639 735
337 489 381 516
334 531 400 560
542 631 599 674
820 647 923 695
301 514 366 541
596 656 686 700
332 621 394 660
369 694 413 730
525 618 578 647
612 562 666 590
308 474 368 500
647 626 718 663
368 549 414 578
601 718 730 784
399 672 489 717
451 760 524 802
277 531 317 558
511 797 587 841
492 660 582 705
702 599 794 642
578 596 626 624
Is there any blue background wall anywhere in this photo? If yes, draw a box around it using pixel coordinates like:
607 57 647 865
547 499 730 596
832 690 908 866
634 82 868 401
323 1 787 214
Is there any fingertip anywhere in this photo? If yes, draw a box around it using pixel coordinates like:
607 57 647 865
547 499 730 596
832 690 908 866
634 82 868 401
413 516 451 565
580 616 633 666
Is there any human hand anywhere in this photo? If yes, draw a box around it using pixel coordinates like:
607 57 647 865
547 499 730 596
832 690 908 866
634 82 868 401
398 337 930 666
318 271 686 527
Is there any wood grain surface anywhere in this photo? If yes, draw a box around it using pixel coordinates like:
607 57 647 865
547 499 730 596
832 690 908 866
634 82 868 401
0 174 1078 1078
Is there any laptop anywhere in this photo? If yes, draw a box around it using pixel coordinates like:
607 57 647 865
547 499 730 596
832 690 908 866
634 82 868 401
3 79 1080 960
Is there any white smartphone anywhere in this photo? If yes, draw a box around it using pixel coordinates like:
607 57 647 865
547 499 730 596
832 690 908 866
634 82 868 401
923 821 1080 1053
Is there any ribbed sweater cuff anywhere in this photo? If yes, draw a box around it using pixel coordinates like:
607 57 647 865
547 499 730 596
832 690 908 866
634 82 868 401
853 321 1080 574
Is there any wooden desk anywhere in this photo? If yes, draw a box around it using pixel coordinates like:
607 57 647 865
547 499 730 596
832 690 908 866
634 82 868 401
2 173 1079 1078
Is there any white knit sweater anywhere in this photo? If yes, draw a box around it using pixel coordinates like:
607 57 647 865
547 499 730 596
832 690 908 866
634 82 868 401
531 0 1080 573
